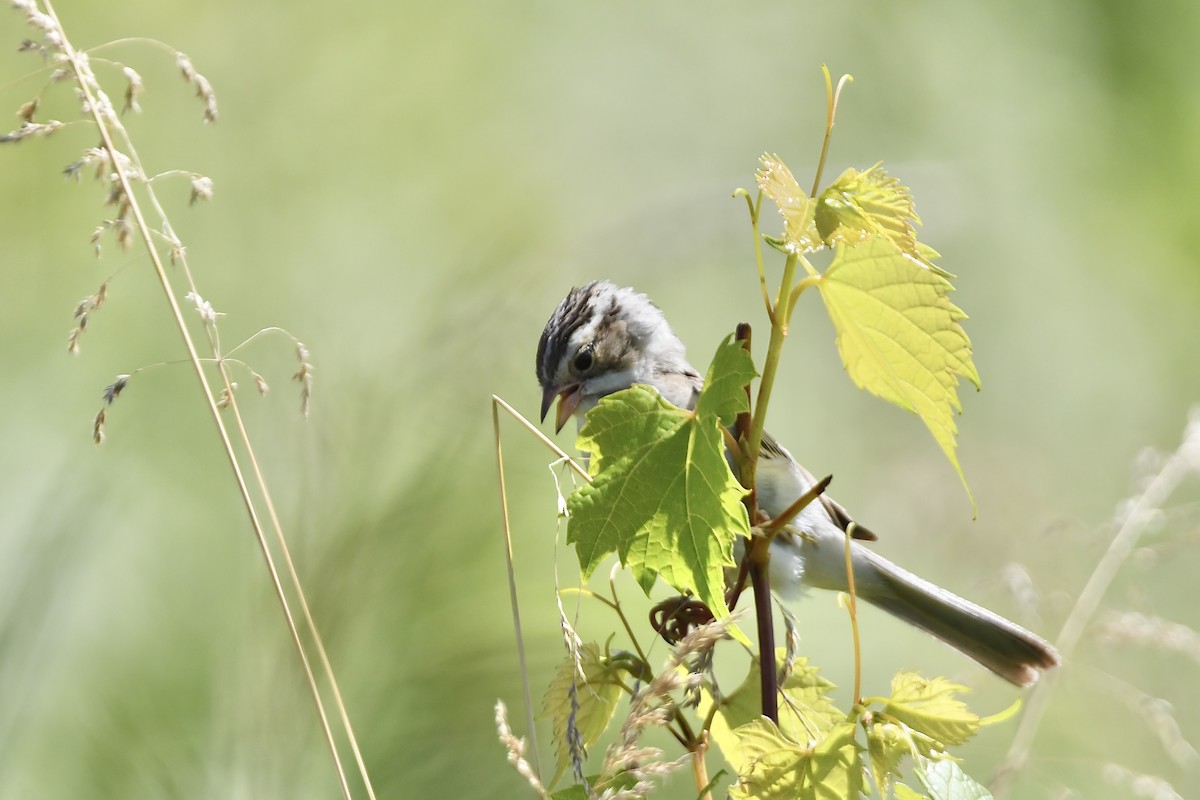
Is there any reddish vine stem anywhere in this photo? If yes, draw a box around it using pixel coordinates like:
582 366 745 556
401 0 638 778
749 540 778 723
727 323 757 614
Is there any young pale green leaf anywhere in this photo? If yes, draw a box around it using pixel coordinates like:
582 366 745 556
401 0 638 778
706 650 842 771
883 672 982 750
540 643 624 782
727 718 808 799
814 164 945 274
567 338 753 618
894 783 930 800
728 720 865 800
866 720 909 793
808 725 867 800
914 757 995 800
817 238 980 508
756 153 821 255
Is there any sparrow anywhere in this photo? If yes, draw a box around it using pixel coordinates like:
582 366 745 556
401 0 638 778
536 280 1060 686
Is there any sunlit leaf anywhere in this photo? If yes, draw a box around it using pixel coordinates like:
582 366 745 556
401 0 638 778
914 757 995 800
810 724 866 799
866 720 909 793
895 783 930 800
883 672 981 750
540 643 624 782
817 238 980 508
695 334 758 425
814 164 945 274
757 153 821 254
727 718 806 798
706 650 841 771
567 338 753 619
728 720 864 800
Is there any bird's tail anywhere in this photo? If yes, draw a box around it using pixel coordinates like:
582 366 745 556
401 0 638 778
855 549 1060 687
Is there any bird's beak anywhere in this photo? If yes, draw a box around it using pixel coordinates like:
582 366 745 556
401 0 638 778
541 383 582 434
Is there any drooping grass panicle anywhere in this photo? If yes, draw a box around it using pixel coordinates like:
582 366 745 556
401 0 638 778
590 617 731 799
293 341 314 417
1101 763 1184 800
496 700 551 799
120 65 142 114
994 406 1200 797
1096 611 1200 666
67 280 108 354
9 2 367 796
1091 670 1200 768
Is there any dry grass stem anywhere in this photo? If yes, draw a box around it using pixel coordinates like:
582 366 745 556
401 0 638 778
12 1 372 796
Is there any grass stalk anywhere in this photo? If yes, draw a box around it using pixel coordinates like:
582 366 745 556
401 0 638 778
40 2 370 794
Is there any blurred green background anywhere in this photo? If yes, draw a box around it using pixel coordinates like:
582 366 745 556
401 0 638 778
3 1 1199 797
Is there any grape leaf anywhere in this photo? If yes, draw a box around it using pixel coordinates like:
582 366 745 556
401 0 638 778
550 771 639 800
894 783 929 800
540 643 624 782
814 164 945 275
706 650 842 771
696 334 759 425
566 338 754 619
757 153 822 255
728 719 864 800
866 720 909 793
914 757 994 800
882 672 981 750
816 238 980 508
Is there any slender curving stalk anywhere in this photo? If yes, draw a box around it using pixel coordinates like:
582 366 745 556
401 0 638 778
42 2 361 794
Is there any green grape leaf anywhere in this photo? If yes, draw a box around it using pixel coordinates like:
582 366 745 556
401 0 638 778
895 783 930 800
695 335 758 425
866 720 909 793
883 672 981 750
550 771 639 800
757 153 822 254
706 650 842 770
566 338 753 619
540 643 624 782
728 720 864 800
726 718 806 798
816 238 980 509
814 164 947 274
914 757 994 800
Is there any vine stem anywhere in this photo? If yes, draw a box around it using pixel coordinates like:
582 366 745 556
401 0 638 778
749 550 778 722
810 65 853 198
843 526 863 704
742 254 796 492
603 571 697 747
735 189 772 322
44 3 354 795
691 735 714 800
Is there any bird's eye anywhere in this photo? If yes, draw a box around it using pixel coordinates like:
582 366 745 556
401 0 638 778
573 350 594 373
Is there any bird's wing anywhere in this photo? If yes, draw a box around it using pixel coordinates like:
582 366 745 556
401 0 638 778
760 431 878 542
